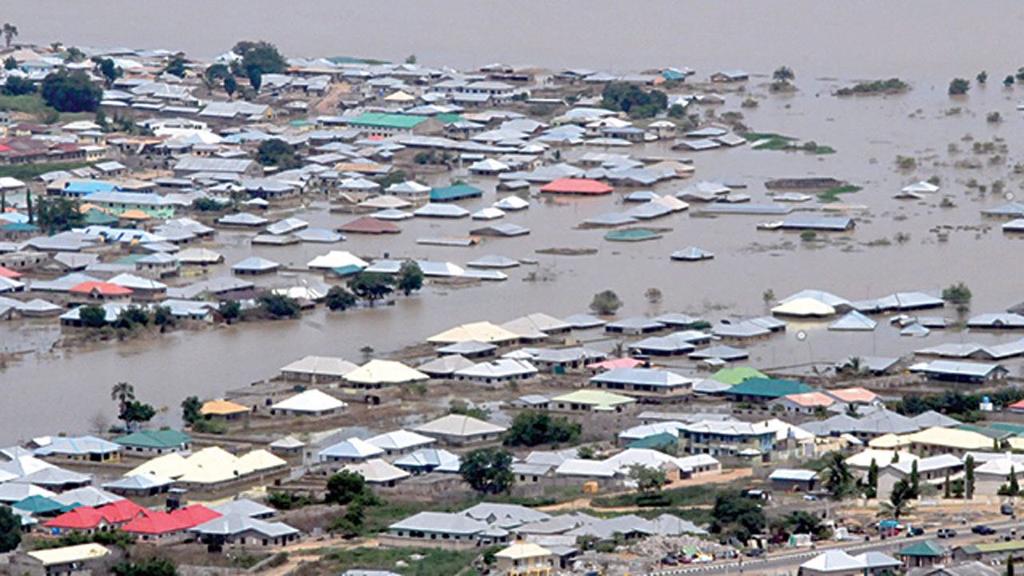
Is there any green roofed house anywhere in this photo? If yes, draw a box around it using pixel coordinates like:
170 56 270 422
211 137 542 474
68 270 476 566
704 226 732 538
0 221 40 240
82 209 119 226
627 432 678 451
727 378 813 402
13 495 78 516
955 540 1024 564
430 183 484 203
712 366 767 385
898 540 947 569
114 429 192 456
344 112 443 137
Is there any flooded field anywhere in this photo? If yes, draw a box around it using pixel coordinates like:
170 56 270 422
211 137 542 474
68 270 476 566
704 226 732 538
4 3 1024 443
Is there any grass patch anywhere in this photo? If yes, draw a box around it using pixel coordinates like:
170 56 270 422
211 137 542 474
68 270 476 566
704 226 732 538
817 185 862 202
321 546 492 576
0 94 56 117
0 161 94 181
592 483 724 509
743 132 835 155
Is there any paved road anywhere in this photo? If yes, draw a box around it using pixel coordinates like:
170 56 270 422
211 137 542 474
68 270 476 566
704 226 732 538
647 519 1022 576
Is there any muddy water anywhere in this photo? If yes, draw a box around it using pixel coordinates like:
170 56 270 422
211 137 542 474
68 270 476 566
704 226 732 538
5 3 1024 442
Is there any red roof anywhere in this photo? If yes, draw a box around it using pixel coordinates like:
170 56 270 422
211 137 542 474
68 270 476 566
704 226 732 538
122 510 183 535
587 357 643 371
69 281 133 297
540 178 613 195
169 504 221 528
45 507 106 530
0 266 21 279
1009 399 1024 410
96 499 147 524
338 216 401 234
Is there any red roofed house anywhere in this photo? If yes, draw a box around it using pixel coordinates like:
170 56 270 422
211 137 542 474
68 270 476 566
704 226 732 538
69 281 133 301
338 216 401 235
1009 399 1024 414
122 510 183 541
45 507 109 535
0 265 21 279
771 391 837 415
96 500 147 525
540 178 613 195
169 504 221 529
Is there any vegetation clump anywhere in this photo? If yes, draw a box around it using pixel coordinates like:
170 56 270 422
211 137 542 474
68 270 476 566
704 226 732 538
834 78 909 96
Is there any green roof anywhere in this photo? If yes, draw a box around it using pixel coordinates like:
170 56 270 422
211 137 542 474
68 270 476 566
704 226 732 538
346 112 428 130
727 378 813 399
712 367 767 385
604 228 662 242
114 428 190 450
989 422 1024 436
430 183 483 202
13 495 77 515
0 222 39 232
955 424 1014 440
960 540 1024 555
628 432 678 450
83 209 119 225
899 540 946 557
434 113 464 125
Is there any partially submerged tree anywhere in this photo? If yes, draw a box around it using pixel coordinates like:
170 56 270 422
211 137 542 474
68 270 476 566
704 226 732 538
397 260 424 296
948 77 970 96
348 272 395 305
589 289 622 316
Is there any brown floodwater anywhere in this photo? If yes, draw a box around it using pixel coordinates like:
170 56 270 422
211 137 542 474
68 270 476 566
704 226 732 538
4 2 1024 442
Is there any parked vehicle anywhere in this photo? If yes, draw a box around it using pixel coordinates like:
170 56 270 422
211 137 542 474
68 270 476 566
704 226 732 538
937 528 957 539
907 526 925 537
972 525 996 535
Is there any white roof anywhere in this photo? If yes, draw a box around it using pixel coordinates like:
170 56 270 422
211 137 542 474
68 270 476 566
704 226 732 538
343 458 411 483
801 550 865 572
307 250 369 271
271 389 347 413
319 437 384 460
281 355 358 377
828 310 877 331
414 414 507 438
366 430 436 451
771 297 836 317
345 360 428 385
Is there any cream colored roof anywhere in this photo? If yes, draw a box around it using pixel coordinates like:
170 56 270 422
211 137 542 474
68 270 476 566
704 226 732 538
844 448 919 468
344 359 428 385
904 426 993 451
237 449 287 473
126 447 285 486
414 414 507 438
551 389 636 409
27 543 110 566
496 542 553 559
271 389 347 413
126 452 189 479
281 355 358 377
343 458 411 483
867 433 913 449
427 321 520 344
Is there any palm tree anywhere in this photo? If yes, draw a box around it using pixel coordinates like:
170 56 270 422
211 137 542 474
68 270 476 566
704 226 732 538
822 452 853 500
2 24 18 49
881 478 914 519
110 381 135 416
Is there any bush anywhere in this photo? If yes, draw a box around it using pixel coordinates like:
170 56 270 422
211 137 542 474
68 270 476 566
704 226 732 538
2 76 35 96
948 78 970 96
78 305 108 328
326 470 369 505
258 293 301 319
40 69 102 112
325 286 357 311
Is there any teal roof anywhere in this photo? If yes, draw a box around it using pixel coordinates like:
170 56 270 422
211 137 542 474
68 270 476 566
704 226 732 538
989 422 1024 436
728 378 813 399
628 432 678 450
83 210 119 225
330 264 364 277
956 424 1014 440
899 540 946 557
430 184 483 202
0 222 39 232
604 228 662 242
114 428 190 450
13 495 78 515
346 113 428 130
434 113 464 125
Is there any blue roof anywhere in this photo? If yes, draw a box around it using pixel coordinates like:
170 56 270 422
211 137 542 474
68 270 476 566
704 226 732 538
430 184 483 202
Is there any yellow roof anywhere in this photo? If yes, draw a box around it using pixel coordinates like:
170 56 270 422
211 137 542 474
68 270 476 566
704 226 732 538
427 321 520 344
200 399 248 416
904 426 993 451
867 433 912 449
27 543 110 566
237 449 287 473
496 542 553 559
551 389 636 409
344 359 428 385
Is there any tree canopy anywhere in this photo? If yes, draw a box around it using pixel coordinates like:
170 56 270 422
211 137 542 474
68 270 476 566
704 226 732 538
232 40 287 75
326 470 367 505
0 506 21 553
348 272 395 305
36 196 85 234
710 492 766 543
397 261 424 296
41 69 102 112
504 411 580 447
589 289 623 315
256 138 300 169
601 82 668 119
2 76 35 96
325 285 357 312
460 448 513 494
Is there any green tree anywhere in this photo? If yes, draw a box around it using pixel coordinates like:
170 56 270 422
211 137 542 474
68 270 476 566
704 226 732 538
325 470 367 505
218 300 241 323
163 54 188 78
232 40 288 75
629 465 666 494
78 305 108 328
601 82 668 119
223 75 237 98
256 138 300 169
181 396 202 425
111 381 135 414
96 58 121 88
710 492 766 543
41 69 102 112
504 411 580 447
36 196 85 233
948 77 970 96
775 510 830 540
348 272 395 305
247 67 262 92
63 47 86 63
822 451 853 500
965 455 975 499
325 286 357 311
909 460 920 498
944 469 951 499
114 306 150 329
257 293 301 319
112 558 178 576
3 56 15 70
204 63 230 85
1005 75 1016 87
772 66 795 82
977 70 988 85
884 478 914 519
0 506 21 553
397 261 424 296
589 289 622 315
865 458 879 499
405 54 417 64
2 76 35 96
460 448 514 495
2 23 18 49
942 281 972 313
121 401 156 428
